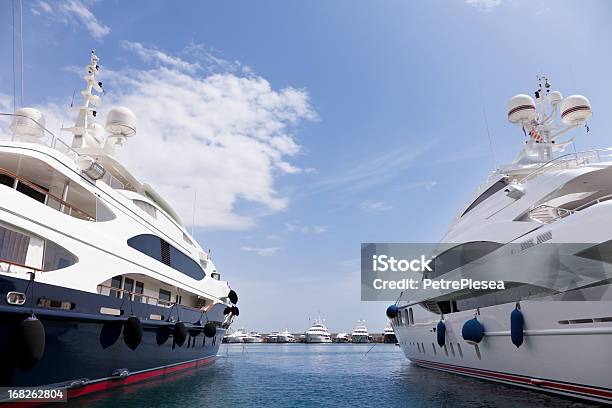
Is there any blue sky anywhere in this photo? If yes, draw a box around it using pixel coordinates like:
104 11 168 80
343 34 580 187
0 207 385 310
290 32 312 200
1 0 612 332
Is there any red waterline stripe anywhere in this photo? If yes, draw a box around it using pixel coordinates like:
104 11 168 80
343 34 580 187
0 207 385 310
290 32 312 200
68 356 216 398
3 357 216 407
414 359 612 400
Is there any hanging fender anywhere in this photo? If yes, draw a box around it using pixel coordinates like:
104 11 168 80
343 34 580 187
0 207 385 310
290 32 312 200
13 315 45 372
462 318 485 345
511 305 524 348
123 315 143 350
436 320 446 347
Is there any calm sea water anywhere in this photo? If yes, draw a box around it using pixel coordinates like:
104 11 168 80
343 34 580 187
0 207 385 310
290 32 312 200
67 344 596 407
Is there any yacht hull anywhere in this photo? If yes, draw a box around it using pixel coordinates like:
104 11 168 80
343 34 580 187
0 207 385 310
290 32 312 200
305 334 331 343
351 335 369 343
0 276 225 397
394 300 612 404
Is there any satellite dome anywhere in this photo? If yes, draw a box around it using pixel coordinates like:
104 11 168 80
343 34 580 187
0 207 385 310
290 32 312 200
507 94 537 125
11 107 46 139
560 95 592 125
105 107 136 137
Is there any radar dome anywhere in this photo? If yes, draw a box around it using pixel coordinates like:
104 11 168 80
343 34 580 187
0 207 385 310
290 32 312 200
507 94 537 125
560 95 592 125
11 107 46 139
105 107 136 137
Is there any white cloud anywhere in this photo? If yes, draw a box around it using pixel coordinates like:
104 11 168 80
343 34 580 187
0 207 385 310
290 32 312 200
32 0 110 39
120 41 199 73
7 43 314 230
285 222 327 234
240 246 279 257
360 200 393 212
464 0 502 12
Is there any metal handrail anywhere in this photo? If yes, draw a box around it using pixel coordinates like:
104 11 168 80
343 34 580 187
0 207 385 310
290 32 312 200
530 194 612 223
0 112 81 158
0 257 43 272
0 166 95 220
519 149 610 184
96 283 175 308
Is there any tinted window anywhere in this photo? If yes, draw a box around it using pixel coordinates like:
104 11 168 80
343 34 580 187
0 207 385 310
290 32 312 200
43 240 78 271
428 241 502 279
159 289 171 302
127 234 205 280
462 179 508 217
0 226 29 265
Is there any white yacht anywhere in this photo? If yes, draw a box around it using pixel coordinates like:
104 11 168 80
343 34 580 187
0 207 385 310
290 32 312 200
0 51 239 397
383 326 397 344
225 328 247 343
335 332 350 343
266 331 279 343
276 329 294 343
304 318 332 343
351 320 370 343
243 331 263 343
389 77 612 404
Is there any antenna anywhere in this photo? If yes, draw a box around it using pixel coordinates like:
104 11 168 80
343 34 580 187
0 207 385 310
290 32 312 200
482 108 497 169
11 0 16 111
191 186 197 237
19 0 24 107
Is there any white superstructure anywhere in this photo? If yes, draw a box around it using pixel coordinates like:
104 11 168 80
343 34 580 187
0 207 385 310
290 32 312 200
225 329 247 343
276 329 294 343
243 331 263 343
391 77 612 404
0 51 236 308
351 320 370 343
304 317 332 343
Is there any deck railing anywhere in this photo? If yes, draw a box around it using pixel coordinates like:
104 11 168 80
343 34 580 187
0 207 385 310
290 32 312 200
0 257 44 274
519 149 612 184
96 283 175 307
0 166 95 221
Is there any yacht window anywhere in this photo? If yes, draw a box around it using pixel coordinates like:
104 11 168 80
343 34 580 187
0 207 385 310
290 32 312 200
0 226 30 265
110 275 122 298
127 234 205 280
461 178 508 217
159 289 171 303
43 240 77 271
17 182 47 203
0 173 14 187
134 281 144 302
409 308 414 325
124 277 135 294
428 241 502 279
133 199 157 219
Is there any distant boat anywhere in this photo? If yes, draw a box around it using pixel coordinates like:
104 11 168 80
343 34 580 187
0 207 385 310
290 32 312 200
305 317 332 343
225 328 247 343
335 332 350 343
266 331 280 343
383 326 397 344
276 329 295 343
243 331 263 343
351 320 370 343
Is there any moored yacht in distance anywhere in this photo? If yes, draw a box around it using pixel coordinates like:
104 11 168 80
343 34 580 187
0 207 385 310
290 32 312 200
276 329 294 343
225 328 247 343
335 332 350 343
304 317 332 343
383 326 397 344
243 331 263 343
266 331 280 343
0 51 239 399
351 320 370 343
389 77 612 404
